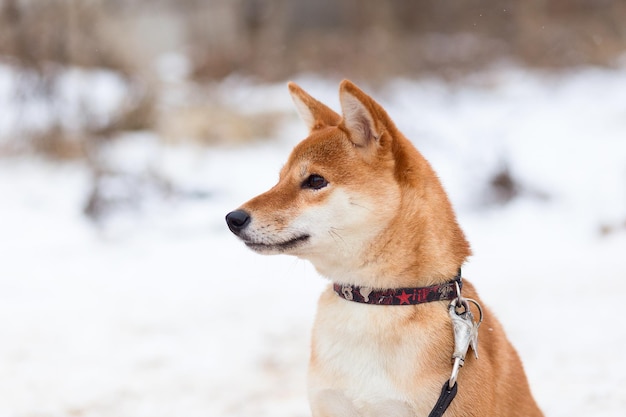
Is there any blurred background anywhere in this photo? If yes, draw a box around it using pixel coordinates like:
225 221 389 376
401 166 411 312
1 1 625 416
1 0 626 159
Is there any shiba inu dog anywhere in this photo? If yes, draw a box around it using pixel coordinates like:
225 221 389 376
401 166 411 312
226 80 543 417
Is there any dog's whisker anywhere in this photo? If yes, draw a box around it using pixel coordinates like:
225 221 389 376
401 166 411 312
349 201 373 212
328 227 346 246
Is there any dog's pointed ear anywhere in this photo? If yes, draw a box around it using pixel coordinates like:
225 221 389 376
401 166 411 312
338 80 386 149
288 82 341 132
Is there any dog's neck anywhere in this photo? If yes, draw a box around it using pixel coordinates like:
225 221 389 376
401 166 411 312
307 246 463 289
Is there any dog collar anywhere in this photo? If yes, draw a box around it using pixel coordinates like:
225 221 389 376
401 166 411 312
333 269 462 305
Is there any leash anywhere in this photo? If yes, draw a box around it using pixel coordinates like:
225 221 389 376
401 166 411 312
428 380 458 417
333 269 483 417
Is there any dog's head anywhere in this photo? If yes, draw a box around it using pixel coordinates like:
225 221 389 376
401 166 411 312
226 80 470 283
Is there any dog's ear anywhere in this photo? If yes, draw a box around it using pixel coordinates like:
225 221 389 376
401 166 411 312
338 80 388 150
288 82 341 132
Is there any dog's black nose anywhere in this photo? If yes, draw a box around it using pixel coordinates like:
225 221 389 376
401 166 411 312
225 209 251 234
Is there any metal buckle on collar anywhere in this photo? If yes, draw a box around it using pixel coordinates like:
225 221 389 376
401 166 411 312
448 281 483 388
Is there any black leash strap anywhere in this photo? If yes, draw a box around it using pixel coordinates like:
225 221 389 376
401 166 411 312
428 380 458 417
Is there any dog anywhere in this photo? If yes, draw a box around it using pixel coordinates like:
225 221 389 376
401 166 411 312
226 80 543 417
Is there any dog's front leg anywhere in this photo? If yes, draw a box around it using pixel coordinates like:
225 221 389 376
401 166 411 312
364 401 415 417
311 389 362 417
311 389 415 417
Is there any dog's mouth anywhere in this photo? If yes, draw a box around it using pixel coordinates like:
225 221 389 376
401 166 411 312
243 234 310 253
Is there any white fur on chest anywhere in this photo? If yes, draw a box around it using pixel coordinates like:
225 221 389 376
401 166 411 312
308 288 439 413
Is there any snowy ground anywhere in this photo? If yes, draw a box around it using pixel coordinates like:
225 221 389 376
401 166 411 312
1 64 626 417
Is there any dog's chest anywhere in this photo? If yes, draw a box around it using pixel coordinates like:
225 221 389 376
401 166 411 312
313 327 401 400
310 289 445 406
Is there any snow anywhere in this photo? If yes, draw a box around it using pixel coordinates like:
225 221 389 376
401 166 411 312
1 63 626 416
0 62 133 142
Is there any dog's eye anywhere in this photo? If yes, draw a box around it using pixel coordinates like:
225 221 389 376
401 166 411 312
302 174 328 190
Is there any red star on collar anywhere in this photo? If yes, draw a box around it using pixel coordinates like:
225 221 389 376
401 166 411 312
396 290 412 305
